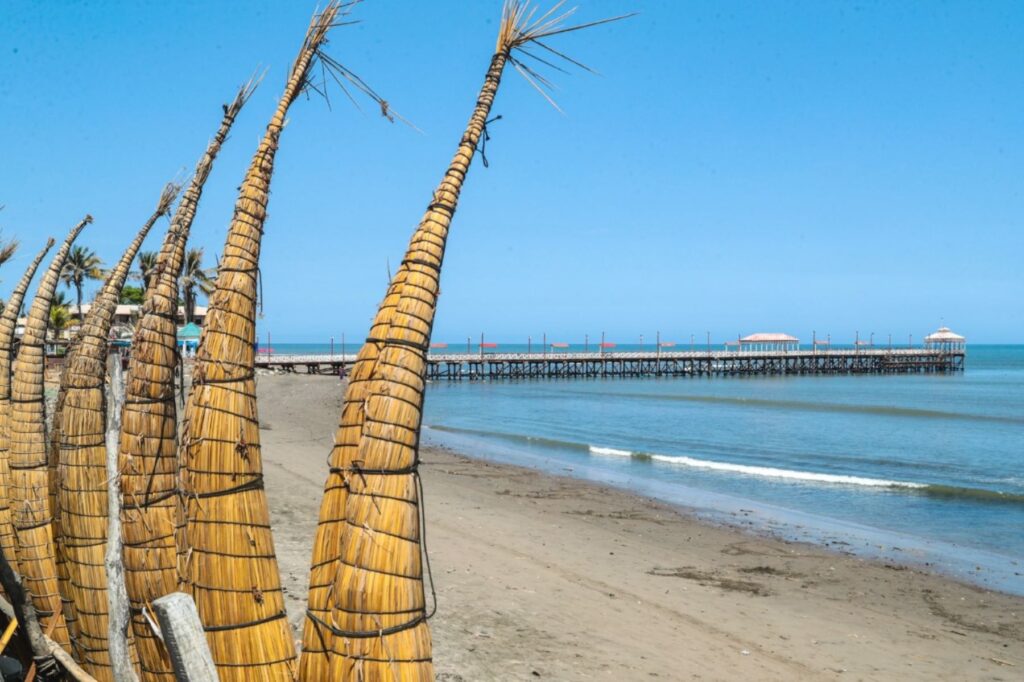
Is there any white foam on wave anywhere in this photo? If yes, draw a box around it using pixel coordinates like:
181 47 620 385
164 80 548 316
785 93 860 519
648 454 927 489
588 445 928 489
589 446 633 458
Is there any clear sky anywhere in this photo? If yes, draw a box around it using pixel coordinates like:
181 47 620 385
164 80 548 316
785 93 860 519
1 1 1021 344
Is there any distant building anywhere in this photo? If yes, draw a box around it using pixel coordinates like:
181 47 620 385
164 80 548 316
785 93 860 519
738 333 800 352
69 303 207 327
17 304 207 342
923 326 965 352
177 322 202 356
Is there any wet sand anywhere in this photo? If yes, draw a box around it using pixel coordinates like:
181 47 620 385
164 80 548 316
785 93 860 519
256 372 1023 680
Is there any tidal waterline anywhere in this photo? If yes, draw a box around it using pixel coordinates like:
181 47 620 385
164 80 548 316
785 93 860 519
418 345 1024 594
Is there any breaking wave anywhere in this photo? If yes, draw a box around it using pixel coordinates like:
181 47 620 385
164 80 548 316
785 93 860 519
588 446 1024 504
425 426 1024 505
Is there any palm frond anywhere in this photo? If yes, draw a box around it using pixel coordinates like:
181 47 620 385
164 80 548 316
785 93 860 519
0 239 17 269
0 209 13 270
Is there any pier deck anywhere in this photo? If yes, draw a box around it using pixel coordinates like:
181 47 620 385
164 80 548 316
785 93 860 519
255 348 964 380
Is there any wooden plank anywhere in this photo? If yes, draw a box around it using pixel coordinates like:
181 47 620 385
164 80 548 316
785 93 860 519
0 593 97 681
151 592 218 682
48 638 99 682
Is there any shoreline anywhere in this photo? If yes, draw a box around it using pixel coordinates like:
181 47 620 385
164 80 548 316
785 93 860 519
256 373 1023 679
423 424 1024 598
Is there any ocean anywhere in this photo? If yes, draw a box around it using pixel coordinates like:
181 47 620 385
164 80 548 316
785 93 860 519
269 342 1023 594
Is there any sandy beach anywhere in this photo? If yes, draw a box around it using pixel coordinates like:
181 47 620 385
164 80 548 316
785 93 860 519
253 372 1022 681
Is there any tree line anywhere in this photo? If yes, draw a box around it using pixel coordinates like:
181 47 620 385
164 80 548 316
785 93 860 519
0 233 215 341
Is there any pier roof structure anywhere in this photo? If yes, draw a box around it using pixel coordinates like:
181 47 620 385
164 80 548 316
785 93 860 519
739 333 799 351
740 333 799 343
924 326 965 350
924 327 964 342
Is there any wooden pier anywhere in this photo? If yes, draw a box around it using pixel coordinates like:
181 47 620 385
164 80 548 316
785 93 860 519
255 348 965 381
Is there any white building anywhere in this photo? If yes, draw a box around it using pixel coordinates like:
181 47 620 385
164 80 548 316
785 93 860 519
737 333 800 352
923 326 965 352
17 304 207 341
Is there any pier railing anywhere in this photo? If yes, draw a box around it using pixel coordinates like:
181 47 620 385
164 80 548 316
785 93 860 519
255 348 965 380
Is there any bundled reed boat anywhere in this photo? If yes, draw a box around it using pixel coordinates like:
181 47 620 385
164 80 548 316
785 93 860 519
0 239 55 572
119 86 254 682
177 4 352 679
0 5 625 678
301 2 627 678
9 215 91 647
54 184 178 680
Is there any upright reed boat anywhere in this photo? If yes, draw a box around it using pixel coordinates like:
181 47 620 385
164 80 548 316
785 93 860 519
9 215 92 647
55 184 178 679
0 239 55 572
177 3 359 679
119 86 254 682
301 2 628 678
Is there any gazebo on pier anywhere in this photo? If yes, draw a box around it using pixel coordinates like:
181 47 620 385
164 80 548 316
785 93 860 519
924 326 965 352
738 333 800 352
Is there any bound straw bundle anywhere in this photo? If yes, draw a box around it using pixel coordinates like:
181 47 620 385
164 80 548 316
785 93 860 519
178 6 347 679
0 239 56 571
56 184 178 680
301 3 627 678
120 85 254 682
9 215 92 648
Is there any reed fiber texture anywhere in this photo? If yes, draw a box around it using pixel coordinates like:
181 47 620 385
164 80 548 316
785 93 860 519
178 7 342 680
303 1 629 674
119 92 250 682
0 239 55 572
9 216 91 648
56 185 177 680
299 30 520 682
51 361 82 658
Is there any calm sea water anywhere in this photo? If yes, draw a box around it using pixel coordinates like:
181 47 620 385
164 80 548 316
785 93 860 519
273 342 1024 593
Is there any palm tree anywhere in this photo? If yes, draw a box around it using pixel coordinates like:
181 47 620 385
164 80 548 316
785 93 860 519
0 203 18 269
60 245 103 323
0 234 17 270
49 292 70 341
134 250 159 292
179 247 215 324
0 230 19 297
0 236 17 313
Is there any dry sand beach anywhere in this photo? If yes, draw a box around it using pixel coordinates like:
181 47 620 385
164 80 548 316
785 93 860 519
254 372 1023 681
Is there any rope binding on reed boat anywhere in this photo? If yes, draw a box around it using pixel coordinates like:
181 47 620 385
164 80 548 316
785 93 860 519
310 447 438 640
477 114 503 168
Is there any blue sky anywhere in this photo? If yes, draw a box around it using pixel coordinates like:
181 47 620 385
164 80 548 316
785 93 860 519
1 1 1021 344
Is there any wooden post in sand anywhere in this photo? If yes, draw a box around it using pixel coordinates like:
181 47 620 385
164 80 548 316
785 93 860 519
104 351 136 682
151 593 217 682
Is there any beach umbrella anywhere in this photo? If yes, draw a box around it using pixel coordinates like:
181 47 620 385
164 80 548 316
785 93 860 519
9 215 92 648
177 4 361 678
301 2 629 678
119 84 255 682
55 183 178 680
0 239 56 572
